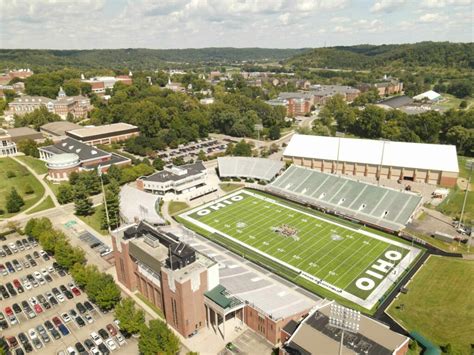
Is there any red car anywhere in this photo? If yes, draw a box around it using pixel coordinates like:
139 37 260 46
13 279 21 289
7 336 18 348
71 287 81 296
34 304 43 314
52 316 62 327
106 323 117 336
5 306 13 316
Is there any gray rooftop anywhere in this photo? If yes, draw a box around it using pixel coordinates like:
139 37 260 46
175 227 319 320
39 137 110 161
142 161 206 183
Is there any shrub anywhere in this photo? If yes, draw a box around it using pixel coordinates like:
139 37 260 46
24 184 34 195
6 170 16 178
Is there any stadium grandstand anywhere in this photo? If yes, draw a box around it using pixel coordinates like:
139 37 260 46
283 134 459 187
218 157 284 181
267 165 422 232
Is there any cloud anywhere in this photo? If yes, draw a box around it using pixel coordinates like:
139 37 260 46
370 0 407 13
419 13 445 22
0 0 471 49
421 0 472 7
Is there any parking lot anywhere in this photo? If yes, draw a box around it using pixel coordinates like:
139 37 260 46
1 233 137 355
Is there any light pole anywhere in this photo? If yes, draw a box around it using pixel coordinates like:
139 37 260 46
328 304 361 355
458 159 473 230
254 123 263 151
98 165 111 233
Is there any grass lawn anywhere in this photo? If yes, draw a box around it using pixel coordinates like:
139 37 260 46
78 205 108 235
436 186 473 223
219 183 244 193
0 158 45 217
179 189 423 313
168 201 190 215
16 155 48 175
387 256 474 354
26 196 55 215
433 93 474 110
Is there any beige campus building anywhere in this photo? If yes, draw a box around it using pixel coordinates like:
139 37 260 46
283 135 459 187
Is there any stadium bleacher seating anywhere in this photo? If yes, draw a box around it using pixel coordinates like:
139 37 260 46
218 157 284 181
267 165 422 231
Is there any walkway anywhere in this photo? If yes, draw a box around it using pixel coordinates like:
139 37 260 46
1 156 59 222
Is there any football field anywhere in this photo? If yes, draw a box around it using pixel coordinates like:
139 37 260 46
180 189 421 310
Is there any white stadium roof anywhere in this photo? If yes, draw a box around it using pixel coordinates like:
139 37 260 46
283 134 459 173
413 90 441 101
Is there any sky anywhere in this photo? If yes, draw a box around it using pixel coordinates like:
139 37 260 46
0 0 472 49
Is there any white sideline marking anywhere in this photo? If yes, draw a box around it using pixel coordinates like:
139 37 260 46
180 190 422 310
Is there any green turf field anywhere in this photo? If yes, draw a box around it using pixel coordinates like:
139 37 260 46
180 189 421 310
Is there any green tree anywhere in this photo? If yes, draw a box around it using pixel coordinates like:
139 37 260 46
70 263 100 289
0 337 8 355
138 319 180 355
269 125 281 140
39 229 67 254
17 139 39 157
6 187 25 213
107 164 123 182
74 186 94 216
233 140 252 157
197 150 207 161
54 241 86 270
114 298 145 335
101 180 120 230
353 105 385 138
14 106 61 130
446 125 473 155
85 273 121 310
153 157 165 170
225 142 234 155
25 217 52 238
57 184 74 204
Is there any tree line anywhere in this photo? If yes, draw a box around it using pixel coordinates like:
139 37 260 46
304 95 474 156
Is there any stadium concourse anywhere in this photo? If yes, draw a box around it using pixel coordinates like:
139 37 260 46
217 157 284 181
267 165 422 232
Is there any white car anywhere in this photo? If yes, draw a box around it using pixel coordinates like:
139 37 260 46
90 332 102 346
23 280 32 290
90 347 100 355
56 293 65 302
28 328 38 340
29 297 39 306
66 346 76 355
8 243 18 253
61 313 71 323
48 266 55 273
115 334 125 345
41 268 49 277
106 339 117 351
33 271 42 280
85 314 94 323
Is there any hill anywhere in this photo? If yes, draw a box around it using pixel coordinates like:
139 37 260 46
286 42 474 70
0 48 308 70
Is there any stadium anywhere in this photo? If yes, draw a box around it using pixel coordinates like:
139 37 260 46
179 185 423 311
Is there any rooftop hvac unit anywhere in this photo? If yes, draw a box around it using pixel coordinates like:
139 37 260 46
144 233 160 248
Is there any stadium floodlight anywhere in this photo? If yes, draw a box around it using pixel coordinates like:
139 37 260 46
328 304 361 355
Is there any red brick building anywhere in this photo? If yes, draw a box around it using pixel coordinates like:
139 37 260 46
112 222 314 345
